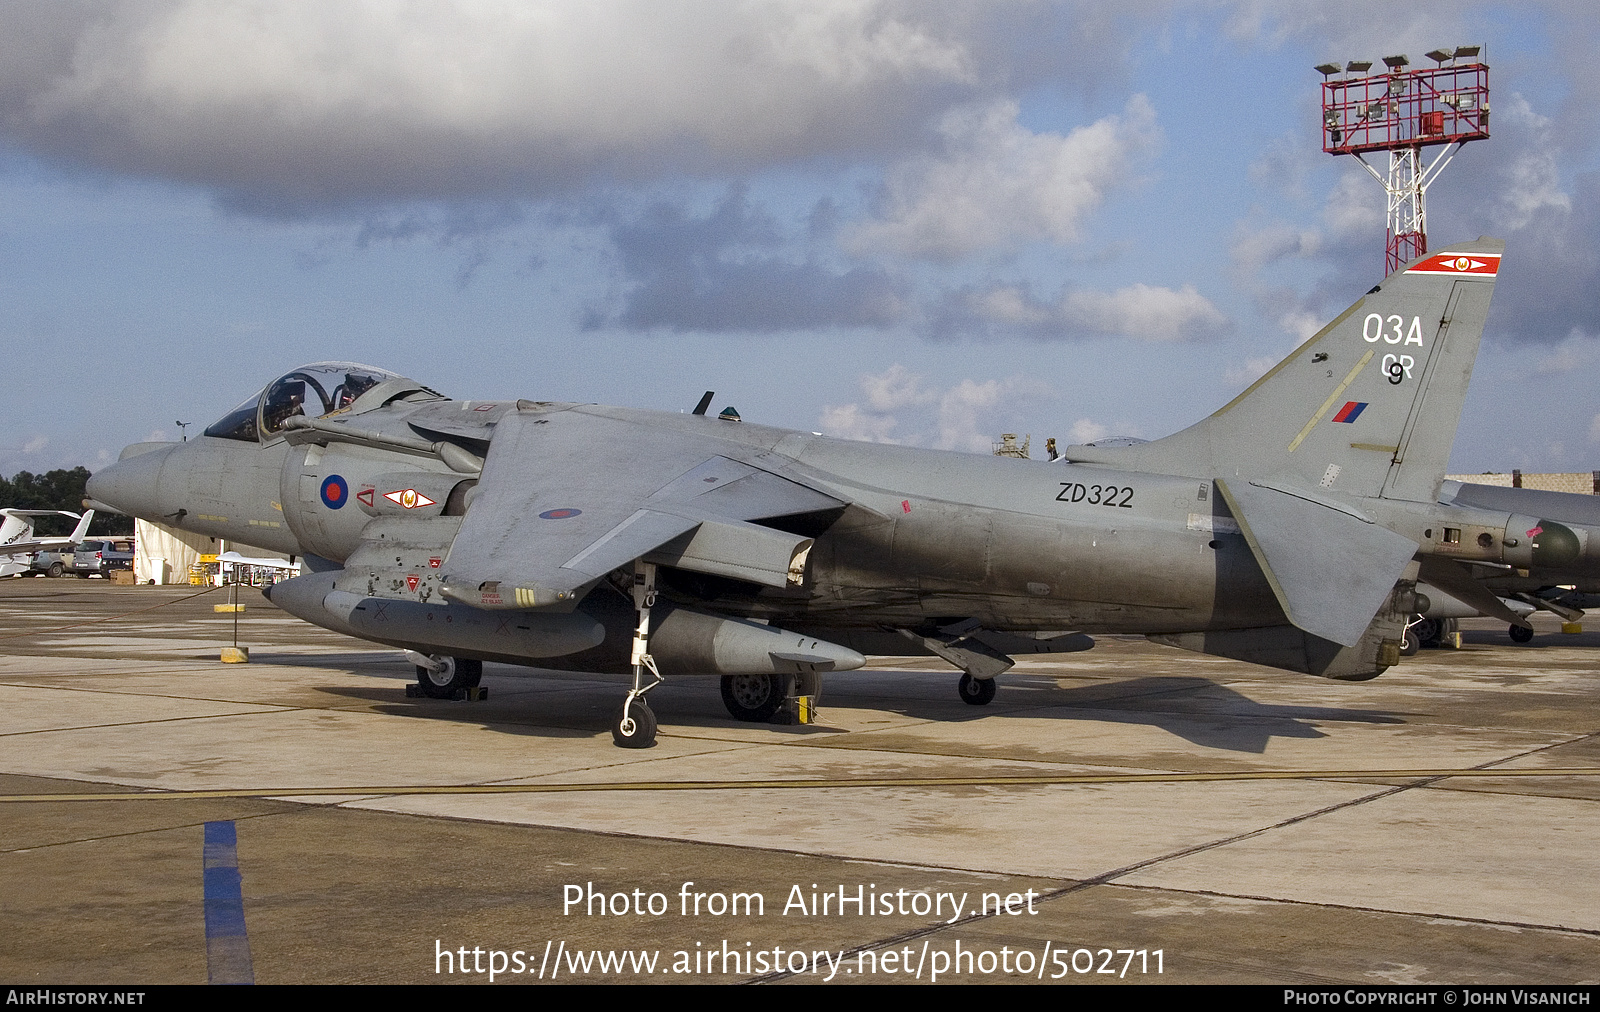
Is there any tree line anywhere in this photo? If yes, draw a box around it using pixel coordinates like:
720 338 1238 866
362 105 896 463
2 468 134 536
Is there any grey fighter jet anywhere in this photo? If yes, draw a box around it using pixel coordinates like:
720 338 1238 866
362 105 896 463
1408 480 1600 644
89 238 1585 748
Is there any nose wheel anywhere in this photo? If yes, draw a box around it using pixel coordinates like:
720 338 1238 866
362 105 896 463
614 561 662 748
412 654 483 699
613 697 658 747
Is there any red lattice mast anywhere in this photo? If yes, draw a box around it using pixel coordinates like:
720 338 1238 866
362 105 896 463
1317 48 1490 274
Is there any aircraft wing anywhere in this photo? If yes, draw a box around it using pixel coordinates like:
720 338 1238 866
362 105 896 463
219 551 301 572
438 408 844 609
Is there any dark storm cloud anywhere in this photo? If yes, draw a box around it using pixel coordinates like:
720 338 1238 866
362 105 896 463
585 188 909 333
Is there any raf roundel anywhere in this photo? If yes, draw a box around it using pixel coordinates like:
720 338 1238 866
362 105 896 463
320 475 348 510
539 508 582 520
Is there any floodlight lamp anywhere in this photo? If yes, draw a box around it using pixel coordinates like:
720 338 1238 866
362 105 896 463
1316 62 1342 77
1346 60 1373 73
1454 45 1481 59
1382 54 1409 70
1425 49 1453 65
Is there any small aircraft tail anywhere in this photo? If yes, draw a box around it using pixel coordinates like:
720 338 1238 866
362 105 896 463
68 510 94 543
1065 237 1503 504
0 511 34 549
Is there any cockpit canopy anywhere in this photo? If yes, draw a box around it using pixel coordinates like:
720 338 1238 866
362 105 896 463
204 362 421 442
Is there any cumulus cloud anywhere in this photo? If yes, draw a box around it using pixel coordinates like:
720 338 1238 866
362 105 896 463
1492 95 1572 231
930 278 1228 341
819 364 1050 452
0 1 989 210
1224 354 1280 386
818 402 903 443
859 362 931 411
1531 331 1600 375
1066 418 1109 443
845 95 1161 258
1230 220 1322 279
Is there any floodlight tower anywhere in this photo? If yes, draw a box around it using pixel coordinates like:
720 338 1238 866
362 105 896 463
1317 46 1489 274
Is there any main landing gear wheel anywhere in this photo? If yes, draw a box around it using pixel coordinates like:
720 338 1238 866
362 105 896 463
416 656 481 698
1509 624 1535 644
721 673 785 722
613 697 657 748
958 673 996 705
1412 617 1440 648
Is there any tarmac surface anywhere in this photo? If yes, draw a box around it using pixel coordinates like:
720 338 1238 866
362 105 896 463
0 577 1597 985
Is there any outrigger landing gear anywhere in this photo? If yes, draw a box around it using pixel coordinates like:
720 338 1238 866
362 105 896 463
957 672 996 706
897 622 1013 708
614 561 662 748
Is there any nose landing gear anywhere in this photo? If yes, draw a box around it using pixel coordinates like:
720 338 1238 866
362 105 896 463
409 653 484 699
614 561 662 748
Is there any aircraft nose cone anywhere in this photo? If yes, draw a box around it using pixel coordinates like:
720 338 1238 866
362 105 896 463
87 444 176 522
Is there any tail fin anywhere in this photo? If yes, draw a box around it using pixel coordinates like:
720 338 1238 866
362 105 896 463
0 511 34 549
1065 237 1503 503
68 510 94 543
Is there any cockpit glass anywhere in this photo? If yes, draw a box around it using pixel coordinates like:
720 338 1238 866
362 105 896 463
203 394 262 442
260 373 327 434
204 362 403 443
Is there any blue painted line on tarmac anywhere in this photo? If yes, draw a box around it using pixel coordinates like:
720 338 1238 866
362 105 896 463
203 820 255 985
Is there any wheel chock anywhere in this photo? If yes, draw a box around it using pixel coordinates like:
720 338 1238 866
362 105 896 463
773 695 816 725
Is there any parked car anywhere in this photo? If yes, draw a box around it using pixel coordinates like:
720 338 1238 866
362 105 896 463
71 540 134 578
28 550 74 578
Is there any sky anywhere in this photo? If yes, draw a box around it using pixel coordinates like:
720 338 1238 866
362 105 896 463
2 1 1597 480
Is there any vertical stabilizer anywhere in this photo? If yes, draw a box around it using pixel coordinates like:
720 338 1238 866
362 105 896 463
0 511 35 549
68 510 94 544
1065 239 1502 503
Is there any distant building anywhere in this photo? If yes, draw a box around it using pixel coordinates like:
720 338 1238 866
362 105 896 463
1446 471 1600 495
992 433 1030 458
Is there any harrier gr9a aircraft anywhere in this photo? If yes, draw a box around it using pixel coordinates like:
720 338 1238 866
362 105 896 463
89 237 1595 747
1406 479 1600 644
